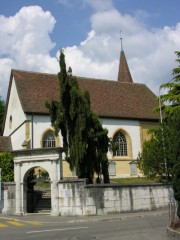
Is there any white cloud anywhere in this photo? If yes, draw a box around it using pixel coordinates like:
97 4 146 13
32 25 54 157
1 3 180 100
0 6 58 99
63 9 180 95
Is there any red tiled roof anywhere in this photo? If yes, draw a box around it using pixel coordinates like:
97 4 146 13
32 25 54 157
0 136 12 152
10 69 159 120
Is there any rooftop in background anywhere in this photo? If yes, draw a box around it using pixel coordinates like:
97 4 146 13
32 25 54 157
0 136 12 152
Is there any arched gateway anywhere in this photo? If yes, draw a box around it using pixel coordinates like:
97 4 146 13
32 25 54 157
12 148 63 216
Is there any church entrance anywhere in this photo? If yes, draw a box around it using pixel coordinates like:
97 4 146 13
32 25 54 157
25 167 51 213
12 148 63 216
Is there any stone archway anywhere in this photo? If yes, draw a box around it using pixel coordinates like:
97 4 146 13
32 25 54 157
25 166 51 213
12 148 63 216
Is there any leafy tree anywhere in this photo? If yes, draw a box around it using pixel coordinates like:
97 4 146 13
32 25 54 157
165 51 180 218
160 51 180 115
0 96 5 135
137 130 164 179
0 152 14 182
138 104 180 181
138 51 180 220
46 50 109 183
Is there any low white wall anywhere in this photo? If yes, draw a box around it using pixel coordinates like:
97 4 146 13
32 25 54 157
0 183 16 214
58 179 172 216
0 180 172 216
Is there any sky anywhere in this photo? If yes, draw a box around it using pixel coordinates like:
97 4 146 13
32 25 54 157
0 0 180 100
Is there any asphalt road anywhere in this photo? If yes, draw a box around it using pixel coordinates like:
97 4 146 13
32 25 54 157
0 212 171 240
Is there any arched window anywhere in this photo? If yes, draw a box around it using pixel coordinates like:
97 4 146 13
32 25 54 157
113 131 127 156
43 132 56 148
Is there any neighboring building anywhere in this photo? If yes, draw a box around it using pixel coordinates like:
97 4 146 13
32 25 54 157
2 50 159 178
0 136 12 152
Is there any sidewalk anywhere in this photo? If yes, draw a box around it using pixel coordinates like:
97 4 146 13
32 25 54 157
0 209 169 224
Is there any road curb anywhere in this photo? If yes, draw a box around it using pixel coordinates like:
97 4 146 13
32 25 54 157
0 209 168 224
67 210 168 223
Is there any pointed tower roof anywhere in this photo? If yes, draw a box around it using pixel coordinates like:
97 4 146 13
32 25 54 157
117 34 133 83
117 50 133 83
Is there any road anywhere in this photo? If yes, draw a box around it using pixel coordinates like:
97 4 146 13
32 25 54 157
0 212 171 240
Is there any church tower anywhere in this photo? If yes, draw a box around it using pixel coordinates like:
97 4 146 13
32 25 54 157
117 36 133 83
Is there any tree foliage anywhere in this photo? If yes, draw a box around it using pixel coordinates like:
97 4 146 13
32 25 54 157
160 51 180 115
46 50 109 183
0 96 5 135
0 152 14 182
138 51 180 183
165 52 180 213
137 109 180 180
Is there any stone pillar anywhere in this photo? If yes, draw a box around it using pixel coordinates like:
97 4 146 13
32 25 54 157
15 163 22 215
51 160 59 216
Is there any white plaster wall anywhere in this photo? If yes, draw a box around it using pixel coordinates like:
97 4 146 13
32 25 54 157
28 115 62 149
26 116 141 161
11 123 26 150
101 118 141 159
3 78 26 136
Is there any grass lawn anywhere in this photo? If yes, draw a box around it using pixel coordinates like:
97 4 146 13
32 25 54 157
110 177 159 184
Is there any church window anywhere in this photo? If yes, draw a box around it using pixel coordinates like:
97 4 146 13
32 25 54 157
113 131 127 156
43 132 56 148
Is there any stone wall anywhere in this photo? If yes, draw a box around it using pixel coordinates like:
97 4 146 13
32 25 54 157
0 180 172 216
58 179 172 216
0 182 16 214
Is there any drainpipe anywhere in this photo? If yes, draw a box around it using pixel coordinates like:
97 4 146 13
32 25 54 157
31 114 34 149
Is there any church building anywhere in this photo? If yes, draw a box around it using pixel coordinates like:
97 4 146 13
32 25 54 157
1 50 159 178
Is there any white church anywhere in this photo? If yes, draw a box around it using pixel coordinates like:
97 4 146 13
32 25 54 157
0 49 162 215
1 49 159 179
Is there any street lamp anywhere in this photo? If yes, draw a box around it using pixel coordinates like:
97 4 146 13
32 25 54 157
158 88 168 182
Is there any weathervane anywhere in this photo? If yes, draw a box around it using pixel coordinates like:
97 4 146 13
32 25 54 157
120 30 123 51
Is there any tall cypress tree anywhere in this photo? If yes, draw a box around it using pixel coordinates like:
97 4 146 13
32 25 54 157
46 50 109 183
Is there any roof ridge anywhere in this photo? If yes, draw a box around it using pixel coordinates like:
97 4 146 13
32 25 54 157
12 69 57 76
12 69 145 86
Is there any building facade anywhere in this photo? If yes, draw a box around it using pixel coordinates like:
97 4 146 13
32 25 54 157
2 50 159 178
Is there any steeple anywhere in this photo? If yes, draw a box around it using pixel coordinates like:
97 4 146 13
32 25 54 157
117 35 133 83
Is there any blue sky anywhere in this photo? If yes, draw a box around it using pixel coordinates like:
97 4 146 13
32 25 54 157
0 0 180 99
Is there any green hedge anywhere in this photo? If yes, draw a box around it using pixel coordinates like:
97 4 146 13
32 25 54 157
0 152 14 182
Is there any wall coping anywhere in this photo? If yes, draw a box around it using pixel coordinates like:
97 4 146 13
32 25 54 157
57 178 172 188
58 178 86 184
12 147 64 156
2 182 16 186
85 183 172 188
